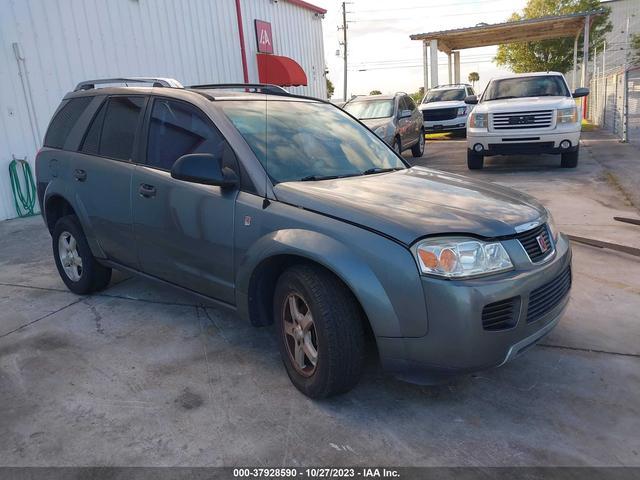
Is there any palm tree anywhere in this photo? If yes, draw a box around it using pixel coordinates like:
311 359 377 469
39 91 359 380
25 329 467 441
468 72 479 87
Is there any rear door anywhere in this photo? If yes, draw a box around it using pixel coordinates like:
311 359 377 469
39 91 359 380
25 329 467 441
132 97 237 304
71 95 147 267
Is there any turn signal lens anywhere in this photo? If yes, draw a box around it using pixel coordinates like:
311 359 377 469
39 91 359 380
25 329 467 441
414 237 513 278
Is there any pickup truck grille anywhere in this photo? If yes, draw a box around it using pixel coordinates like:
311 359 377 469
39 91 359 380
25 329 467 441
492 110 553 130
422 108 458 121
527 265 571 323
515 224 553 263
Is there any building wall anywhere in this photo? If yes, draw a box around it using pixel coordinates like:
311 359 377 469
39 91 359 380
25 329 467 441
0 0 327 221
592 0 640 77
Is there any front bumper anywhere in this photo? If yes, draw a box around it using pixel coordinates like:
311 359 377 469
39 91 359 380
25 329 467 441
467 129 581 156
423 117 467 132
377 233 572 384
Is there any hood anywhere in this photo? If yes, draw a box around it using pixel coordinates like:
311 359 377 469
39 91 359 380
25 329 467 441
274 167 545 245
474 96 574 113
419 100 466 110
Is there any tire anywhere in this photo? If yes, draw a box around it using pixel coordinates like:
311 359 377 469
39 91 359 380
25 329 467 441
467 150 484 170
52 215 112 294
411 130 425 157
393 137 402 155
561 149 579 168
273 264 365 398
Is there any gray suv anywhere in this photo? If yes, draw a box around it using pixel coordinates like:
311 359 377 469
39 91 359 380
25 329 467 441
37 77 572 398
343 93 425 157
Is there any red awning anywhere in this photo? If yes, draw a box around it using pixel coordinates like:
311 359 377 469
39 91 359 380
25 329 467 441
257 53 307 87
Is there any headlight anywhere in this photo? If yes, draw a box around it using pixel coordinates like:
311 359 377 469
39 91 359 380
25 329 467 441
414 237 513 278
556 107 577 124
469 113 487 128
373 125 388 138
546 212 559 242
457 106 467 117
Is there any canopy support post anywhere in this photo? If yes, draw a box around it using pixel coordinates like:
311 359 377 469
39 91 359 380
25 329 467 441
429 40 438 88
453 51 460 84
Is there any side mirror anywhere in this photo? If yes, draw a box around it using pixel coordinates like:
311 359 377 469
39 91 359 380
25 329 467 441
171 153 238 189
399 109 412 119
464 95 478 105
572 87 589 98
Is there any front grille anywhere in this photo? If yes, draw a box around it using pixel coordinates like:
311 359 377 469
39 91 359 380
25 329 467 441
422 108 458 121
482 297 519 331
527 265 572 323
487 142 554 155
515 224 553 262
492 110 553 130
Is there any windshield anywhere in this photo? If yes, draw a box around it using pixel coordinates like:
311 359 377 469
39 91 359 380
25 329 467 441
483 76 569 101
343 99 394 119
219 100 405 184
423 89 466 103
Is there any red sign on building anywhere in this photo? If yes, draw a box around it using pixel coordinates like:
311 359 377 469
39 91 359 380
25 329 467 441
255 20 274 54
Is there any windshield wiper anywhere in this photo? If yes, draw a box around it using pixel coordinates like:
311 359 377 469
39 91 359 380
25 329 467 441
299 174 340 182
362 167 403 175
485 95 517 101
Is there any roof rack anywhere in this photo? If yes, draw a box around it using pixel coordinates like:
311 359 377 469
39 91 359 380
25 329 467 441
189 83 290 95
74 77 183 91
432 83 472 89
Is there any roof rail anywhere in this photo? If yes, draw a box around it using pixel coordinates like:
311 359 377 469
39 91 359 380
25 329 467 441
433 83 472 89
189 83 290 95
74 77 183 91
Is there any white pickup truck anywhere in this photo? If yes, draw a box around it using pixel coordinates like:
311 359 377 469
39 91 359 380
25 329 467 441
465 72 589 170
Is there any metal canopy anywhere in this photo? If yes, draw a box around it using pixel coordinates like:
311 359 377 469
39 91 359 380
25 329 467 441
410 10 605 55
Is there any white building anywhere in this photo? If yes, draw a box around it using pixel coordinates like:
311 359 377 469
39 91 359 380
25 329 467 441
0 0 327 221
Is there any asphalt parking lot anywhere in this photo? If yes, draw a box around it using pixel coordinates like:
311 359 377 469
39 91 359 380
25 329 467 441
1 130 639 467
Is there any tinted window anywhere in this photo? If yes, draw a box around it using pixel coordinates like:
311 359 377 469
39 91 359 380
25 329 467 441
81 101 107 154
343 99 394 119
220 100 405 184
147 99 226 170
99 96 145 160
405 96 416 110
44 97 93 149
484 76 569 101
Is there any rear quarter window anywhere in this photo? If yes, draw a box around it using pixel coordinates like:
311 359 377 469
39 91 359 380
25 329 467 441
43 97 93 149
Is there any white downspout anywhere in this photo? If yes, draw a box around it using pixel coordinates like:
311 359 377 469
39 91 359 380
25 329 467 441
12 42 41 149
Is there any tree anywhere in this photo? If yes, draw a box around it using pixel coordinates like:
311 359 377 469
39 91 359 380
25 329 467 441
631 33 640 66
468 72 479 87
495 0 611 74
410 87 425 104
326 78 335 99
369 90 382 95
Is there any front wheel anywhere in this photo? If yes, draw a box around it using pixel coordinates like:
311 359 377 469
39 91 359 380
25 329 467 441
52 215 112 294
561 149 579 168
467 150 484 170
274 265 365 398
411 131 425 157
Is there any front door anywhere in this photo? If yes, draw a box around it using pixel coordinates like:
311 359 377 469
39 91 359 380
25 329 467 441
132 97 237 304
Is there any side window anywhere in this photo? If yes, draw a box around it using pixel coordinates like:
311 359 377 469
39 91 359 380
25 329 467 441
81 101 107 155
405 96 417 111
397 96 407 115
146 98 226 171
44 97 93 149
99 96 145 160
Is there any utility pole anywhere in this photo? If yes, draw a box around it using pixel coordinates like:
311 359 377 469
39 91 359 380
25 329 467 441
339 2 350 102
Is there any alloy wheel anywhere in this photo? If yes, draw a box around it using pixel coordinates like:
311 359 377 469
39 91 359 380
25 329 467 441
58 231 83 281
282 293 318 377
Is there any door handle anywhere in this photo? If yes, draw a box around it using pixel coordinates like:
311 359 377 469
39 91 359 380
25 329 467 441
138 183 156 198
74 169 87 182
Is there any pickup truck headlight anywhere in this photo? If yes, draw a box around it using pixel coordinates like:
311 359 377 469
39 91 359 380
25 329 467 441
556 107 577 124
457 107 467 117
414 237 513 278
469 112 487 128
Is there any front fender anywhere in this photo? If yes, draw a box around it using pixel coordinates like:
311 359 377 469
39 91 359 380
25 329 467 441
236 229 408 338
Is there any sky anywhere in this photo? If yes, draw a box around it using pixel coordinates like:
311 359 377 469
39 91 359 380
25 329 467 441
312 0 530 99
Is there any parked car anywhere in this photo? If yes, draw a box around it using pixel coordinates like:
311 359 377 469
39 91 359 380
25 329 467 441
37 77 571 398
419 83 475 135
465 72 589 169
343 93 425 157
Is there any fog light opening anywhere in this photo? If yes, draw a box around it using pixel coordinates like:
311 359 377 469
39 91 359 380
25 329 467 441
560 140 571 150
473 143 483 152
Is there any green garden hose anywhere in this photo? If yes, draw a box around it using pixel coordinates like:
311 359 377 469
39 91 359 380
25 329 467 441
9 157 38 217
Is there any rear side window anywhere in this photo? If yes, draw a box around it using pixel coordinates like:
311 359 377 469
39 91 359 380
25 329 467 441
81 102 107 155
44 97 93 149
100 96 145 160
405 96 416 110
146 98 226 170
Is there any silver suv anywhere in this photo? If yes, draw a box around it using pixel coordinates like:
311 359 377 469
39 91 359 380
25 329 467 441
343 93 425 157
419 84 475 135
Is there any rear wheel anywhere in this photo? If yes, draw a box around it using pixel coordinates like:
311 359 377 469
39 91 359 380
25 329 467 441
52 215 112 294
411 130 425 157
274 264 365 398
467 150 484 170
561 149 579 168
